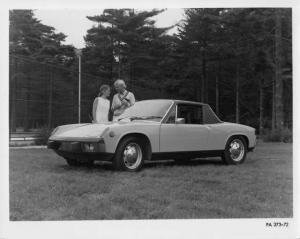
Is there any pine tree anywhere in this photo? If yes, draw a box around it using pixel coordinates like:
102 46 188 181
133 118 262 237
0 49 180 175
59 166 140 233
84 9 171 88
9 9 75 65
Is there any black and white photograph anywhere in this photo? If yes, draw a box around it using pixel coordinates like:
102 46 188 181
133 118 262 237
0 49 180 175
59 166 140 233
0 1 299 239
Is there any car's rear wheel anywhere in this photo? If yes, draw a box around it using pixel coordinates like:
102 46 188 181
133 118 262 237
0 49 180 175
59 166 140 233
222 136 247 165
64 157 94 167
113 136 145 172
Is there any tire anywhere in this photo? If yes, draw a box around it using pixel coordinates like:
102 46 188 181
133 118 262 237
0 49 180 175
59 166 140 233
113 136 145 172
64 157 94 167
222 136 247 165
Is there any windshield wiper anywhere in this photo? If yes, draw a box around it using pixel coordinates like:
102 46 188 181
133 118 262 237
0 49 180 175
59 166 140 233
118 116 162 121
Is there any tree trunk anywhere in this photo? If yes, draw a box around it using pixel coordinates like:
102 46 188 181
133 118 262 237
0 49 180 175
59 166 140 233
259 76 264 134
10 58 17 132
48 71 53 129
24 76 30 131
118 40 121 78
201 47 207 103
235 64 240 123
201 74 204 103
272 72 276 130
215 74 219 116
274 8 284 130
72 76 75 123
129 54 132 90
110 24 114 81
110 41 114 81
195 78 201 102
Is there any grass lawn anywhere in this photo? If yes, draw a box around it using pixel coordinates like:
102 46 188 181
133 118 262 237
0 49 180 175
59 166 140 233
9 142 292 220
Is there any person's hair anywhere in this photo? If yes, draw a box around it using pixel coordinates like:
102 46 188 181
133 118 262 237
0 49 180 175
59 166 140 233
114 79 126 88
98 84 110 97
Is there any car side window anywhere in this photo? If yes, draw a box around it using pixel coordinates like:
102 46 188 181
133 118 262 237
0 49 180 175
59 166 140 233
177 104 203 124
165 106 176 124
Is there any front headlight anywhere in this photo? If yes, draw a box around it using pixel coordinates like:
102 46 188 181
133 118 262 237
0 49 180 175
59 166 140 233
81 140 105 153
82 143 96 152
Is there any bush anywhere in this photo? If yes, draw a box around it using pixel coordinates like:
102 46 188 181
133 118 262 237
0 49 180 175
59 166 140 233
35 126 53 145
261 128 293 143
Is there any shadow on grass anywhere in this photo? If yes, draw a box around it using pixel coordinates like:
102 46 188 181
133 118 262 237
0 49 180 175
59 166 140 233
55 157 224 172
145 158 223 168
56 162 114 172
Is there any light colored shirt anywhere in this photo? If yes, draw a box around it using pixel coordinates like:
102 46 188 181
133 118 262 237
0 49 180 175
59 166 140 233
111 90 135 119
92 97 110 123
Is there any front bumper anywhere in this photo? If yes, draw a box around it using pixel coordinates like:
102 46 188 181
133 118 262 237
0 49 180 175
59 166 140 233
47 140 114 161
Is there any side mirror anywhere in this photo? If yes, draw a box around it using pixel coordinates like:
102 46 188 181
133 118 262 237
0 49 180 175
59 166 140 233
175 118 185 124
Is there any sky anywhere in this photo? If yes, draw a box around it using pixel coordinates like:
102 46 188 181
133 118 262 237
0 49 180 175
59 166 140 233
35 9 184 48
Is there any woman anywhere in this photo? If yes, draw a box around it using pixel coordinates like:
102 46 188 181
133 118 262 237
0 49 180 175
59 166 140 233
92 84 111 123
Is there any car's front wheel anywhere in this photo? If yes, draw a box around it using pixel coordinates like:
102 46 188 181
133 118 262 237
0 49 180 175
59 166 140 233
222 137 247 165
113 136 145 172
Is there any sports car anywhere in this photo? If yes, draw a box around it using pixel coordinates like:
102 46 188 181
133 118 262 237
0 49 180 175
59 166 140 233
47 99 256 171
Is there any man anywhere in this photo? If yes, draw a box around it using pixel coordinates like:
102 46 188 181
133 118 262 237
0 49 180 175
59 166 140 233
111 79 135 120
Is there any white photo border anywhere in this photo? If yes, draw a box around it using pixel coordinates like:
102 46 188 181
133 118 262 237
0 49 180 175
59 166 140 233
0 1 299 239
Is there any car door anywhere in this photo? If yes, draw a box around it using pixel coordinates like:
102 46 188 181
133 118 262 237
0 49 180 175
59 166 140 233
159 103 210 152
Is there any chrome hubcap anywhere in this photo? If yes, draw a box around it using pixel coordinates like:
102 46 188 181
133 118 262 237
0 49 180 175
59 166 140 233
229 139 245 162
123 143 142 169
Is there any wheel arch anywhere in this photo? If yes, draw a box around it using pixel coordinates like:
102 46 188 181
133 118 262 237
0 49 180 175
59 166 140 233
226 134 249 150
116 133 152 160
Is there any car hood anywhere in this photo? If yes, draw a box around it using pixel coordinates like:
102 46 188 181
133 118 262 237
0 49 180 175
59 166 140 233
49 123 110 142
49 120 159 142
222 122 255 131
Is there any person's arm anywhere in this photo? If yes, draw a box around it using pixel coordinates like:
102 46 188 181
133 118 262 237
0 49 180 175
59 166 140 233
111 95 115 111
92 98 98 122
128 93 135 106
121 93 135 107
111 95 120 111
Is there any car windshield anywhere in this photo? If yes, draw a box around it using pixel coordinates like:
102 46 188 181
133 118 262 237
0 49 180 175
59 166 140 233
118 100 173 122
